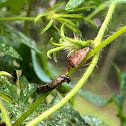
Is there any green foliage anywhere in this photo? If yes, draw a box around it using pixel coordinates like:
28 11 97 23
0 23 51 83
0 75 88 125
65 0 85 10
0 71 12 77
0 75 36 121
6 0 28 14
47 24 92 62
31 49 51 83
34 2 96 37
110 64 126 125
24 94 87 125
0 0 126 126
58 83 110 106
83 116 108 126
0 24 22 60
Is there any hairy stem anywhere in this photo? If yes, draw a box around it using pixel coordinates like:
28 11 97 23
85 25 126 61
93 3 116 47
26 53 99 126
26 3 116 126
68 3 116 75
87 1 112 19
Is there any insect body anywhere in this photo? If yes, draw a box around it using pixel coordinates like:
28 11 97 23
37 74 71 93
67 47 89 71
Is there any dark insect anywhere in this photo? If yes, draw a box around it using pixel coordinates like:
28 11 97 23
67 47 89 71
37 74 71 93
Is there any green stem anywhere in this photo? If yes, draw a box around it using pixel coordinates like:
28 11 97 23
26 53 99 126
0 97 12 126
93 3 116 47
86 25 126 60
68 2 116 75
87 0 112 19
24 0 34 35
12 92 50 126
27 3 116 126
0 17 35 21
54 14 83 19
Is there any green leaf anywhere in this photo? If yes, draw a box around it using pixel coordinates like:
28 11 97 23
0 23 44 56
58 83 110 106
6 0 28 14
82 116 108 126
0 23 49 82
31 49 51 83
78 89 110 106
47 62 59 78
0 92 13 102
112 64 126 111
19 76 36 104
0 39 22 60
22 94 88 125
0 76 18 101
0 71 12 77
0 97 12 126
65 0 84 10
40 19 53 34
0 1 7 9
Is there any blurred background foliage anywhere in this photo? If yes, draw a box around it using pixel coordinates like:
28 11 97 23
0 0 126 125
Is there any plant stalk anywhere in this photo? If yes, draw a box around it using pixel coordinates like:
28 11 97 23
0 17 35 21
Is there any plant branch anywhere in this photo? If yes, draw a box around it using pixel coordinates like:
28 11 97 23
0 17 35 21
26 53 99 126
87 0 112 19
68 2 116 75
26 3 117 125
93 3 116 47
16 2 117 126
85 25 126 61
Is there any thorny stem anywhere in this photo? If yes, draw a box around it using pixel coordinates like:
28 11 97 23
26 3 116 126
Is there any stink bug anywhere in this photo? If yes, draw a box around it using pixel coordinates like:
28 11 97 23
67 47 89 71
